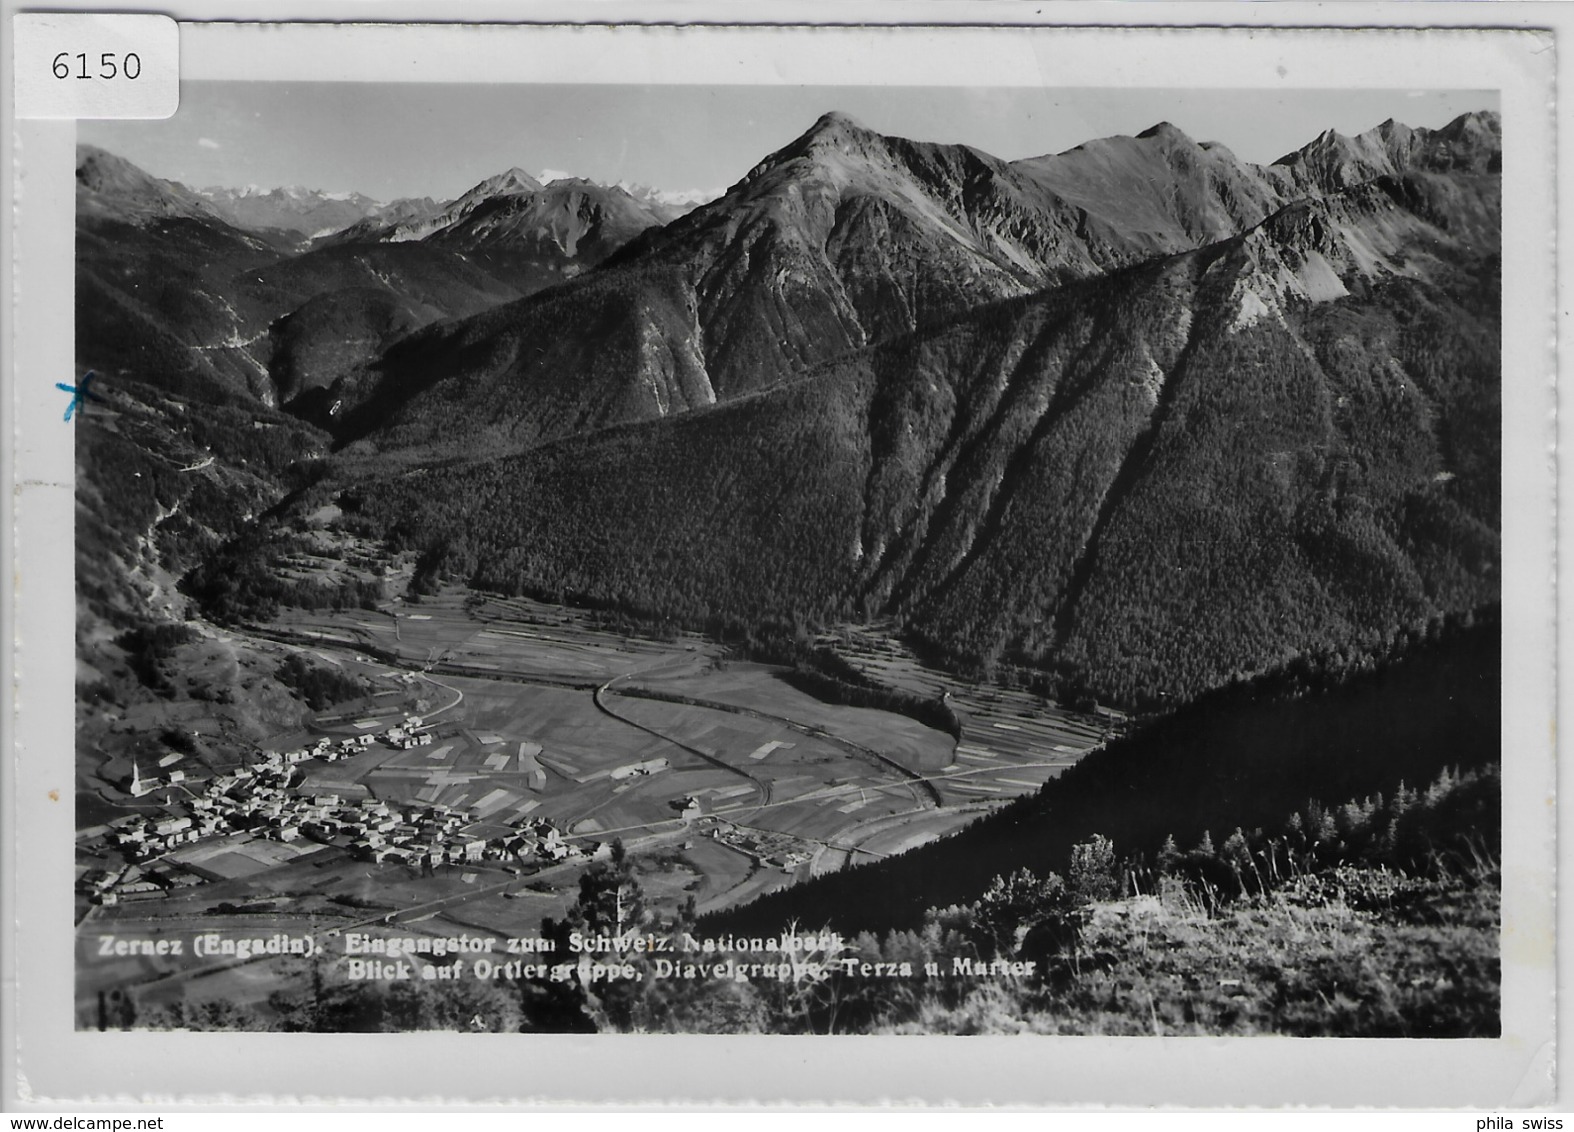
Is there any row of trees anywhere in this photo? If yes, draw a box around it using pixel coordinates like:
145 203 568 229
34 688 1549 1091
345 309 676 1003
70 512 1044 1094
780 647 962 739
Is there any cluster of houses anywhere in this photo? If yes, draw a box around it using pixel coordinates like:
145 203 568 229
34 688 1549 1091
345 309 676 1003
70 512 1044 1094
102 809 212 858
339 804 576 869
383 719 433 751
123 717 433 800
124 734 368 800
704 822 811 873
84 714 583 905
102 751 343 867
494 819 578 865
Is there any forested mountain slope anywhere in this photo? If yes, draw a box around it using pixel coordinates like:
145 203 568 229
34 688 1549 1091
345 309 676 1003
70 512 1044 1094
352 146 1498 706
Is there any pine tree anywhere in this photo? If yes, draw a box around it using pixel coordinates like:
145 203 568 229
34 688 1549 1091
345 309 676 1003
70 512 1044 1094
1221 828 1253 894
1156 834 1181 875
1069 835 1119 902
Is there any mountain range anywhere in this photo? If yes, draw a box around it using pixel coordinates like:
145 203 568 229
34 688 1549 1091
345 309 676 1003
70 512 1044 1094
319 165 686 252
76 108 1501 709
193 183 437 242
193 168 714 245
336 110 1499 457
75 145 693 418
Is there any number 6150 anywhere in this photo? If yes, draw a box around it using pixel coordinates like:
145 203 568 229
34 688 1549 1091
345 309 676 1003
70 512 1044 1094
53 52 141 80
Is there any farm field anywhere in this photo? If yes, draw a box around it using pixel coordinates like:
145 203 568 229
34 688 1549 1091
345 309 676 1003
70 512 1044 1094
610 661 1091 810
626 664 957 773
272 591 707 687
77 589 1114 1022
827 624 1117 761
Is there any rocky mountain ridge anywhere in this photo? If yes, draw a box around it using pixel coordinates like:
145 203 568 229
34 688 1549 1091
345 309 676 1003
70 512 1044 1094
338 109 1499 459
319 166 676 260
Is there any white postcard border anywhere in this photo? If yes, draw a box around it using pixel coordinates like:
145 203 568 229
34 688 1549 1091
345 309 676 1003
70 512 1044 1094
5 12 1559 1108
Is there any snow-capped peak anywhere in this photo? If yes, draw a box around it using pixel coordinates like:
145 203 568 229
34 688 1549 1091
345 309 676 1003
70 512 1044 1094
617 180 722 210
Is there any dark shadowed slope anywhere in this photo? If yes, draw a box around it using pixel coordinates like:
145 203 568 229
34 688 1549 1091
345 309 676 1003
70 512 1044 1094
704 616 1499 938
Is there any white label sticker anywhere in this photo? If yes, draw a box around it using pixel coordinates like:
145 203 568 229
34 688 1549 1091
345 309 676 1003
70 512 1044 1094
13 13 178 119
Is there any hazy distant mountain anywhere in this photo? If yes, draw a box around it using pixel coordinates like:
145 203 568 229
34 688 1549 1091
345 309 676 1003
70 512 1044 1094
611 180 719 220
350 112 1499 707
535 170 716 221
194 183 438 241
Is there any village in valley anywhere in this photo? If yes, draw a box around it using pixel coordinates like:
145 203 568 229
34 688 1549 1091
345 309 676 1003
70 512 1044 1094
74 588 1112 1022
78 714 590 908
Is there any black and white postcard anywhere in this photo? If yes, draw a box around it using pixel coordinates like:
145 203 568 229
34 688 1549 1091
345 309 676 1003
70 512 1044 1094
4 10 1559 1108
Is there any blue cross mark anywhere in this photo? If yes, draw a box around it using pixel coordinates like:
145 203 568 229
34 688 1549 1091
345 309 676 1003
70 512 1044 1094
57 371 105 421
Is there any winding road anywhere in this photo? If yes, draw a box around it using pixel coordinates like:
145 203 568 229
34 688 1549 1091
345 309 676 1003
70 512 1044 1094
591 673 771 806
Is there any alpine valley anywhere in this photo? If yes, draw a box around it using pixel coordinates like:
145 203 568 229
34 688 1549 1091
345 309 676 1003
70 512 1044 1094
73 109 1502 1036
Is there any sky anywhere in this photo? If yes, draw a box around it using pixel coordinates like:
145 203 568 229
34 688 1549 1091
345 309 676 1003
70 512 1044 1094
80 83 1498 203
